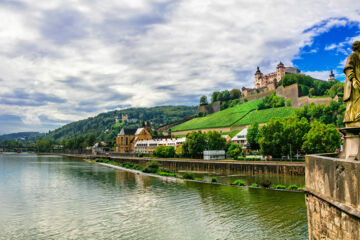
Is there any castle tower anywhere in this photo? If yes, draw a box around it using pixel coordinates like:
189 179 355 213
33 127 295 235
254 66 263 89
329 70 335 81
276 61 285 84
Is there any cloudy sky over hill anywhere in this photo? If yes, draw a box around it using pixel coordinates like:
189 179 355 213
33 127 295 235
0 0 360 134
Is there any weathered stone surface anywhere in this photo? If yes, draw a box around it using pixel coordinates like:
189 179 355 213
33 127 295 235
306 154 360 239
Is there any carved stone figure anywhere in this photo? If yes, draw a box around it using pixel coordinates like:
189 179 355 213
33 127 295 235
344 41 360 127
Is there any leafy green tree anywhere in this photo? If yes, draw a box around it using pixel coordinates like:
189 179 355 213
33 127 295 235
246 122 260 150
152 145 175 158
87 134 96 147
200 96 208 105
220 90 231 101
182 131 206 158
258 116 310 158
326 82 344 98
211 91 220 103
302 121 341 154
206 131 226 150
230 89 241 100
257 93 285 110
36 139 53 152
295 101 346 127
227 143 242 159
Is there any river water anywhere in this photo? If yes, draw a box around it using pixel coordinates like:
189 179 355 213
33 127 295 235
0 153 308 239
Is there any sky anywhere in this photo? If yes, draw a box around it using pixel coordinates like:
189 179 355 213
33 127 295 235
0 0 360 135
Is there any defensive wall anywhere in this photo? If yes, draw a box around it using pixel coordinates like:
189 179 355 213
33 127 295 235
276 83 337 108
305 154 360 239
196 101 221 115
240 89 275 102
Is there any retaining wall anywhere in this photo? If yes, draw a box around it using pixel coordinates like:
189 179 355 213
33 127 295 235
109 157 305 176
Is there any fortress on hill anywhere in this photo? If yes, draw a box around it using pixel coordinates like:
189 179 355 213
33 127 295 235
242 62 334 97
196 62 337 116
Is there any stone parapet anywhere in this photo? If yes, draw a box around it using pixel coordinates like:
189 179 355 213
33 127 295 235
305 154 360 239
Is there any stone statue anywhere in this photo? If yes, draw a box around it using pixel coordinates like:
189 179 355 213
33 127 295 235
344 41 360 127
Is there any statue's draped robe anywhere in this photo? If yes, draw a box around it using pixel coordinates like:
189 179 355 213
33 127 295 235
344 52 360 126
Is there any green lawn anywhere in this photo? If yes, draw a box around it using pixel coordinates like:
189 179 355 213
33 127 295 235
232 107 297 126
172 100 297 132
171 100 261 131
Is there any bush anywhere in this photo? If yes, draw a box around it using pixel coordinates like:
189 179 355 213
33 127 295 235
232 180 246 186
227 143 242 159
210 177 218 183
251 183 259 187
143 160 161 173
260 180 272 188
287 184 299 190
157 171 178 177
182 172 195 180
194 177 202 181
274 185 286 189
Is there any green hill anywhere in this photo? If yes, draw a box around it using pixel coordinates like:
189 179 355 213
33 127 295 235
44 105 197 142
233 107 297 126
171 100 296 132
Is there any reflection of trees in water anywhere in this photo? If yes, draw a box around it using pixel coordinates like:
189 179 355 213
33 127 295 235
185 182 308 239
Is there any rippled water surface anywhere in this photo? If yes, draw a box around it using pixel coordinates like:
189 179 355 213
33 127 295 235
0 153 308 239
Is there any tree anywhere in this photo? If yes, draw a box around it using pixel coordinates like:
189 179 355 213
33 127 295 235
230 89 241 100
182 131 207 158
220 90 231 101
257 93 285 110
206 131 226 150
87 134 96 147
227 143 242 159
302 121 341 154
152 145 175 158
200 96 208 105
246 122 260 150
211 91 220 103
258 116 310 158
36 139 53 152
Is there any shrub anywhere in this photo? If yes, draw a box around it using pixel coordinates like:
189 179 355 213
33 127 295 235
194 177 202 181
232 180 246 186
260 180 272 188
182 172 195 180
274 185 286 189
143 160 161 173
157 171 178 177
251 183 259 187
227 143 242 159
210 177 218 183
287 184 299 190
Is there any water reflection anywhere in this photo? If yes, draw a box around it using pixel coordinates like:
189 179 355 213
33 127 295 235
0 153 307 240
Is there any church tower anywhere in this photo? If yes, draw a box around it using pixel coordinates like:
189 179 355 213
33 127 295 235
254 66 263 89
276 61 285 83
328 70 335 81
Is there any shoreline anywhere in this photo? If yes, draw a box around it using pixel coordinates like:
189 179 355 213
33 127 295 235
95 160 304 193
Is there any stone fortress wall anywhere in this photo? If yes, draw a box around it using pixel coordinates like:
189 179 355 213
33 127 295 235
276 83 337 108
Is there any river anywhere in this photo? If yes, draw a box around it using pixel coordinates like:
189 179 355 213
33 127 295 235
0 153 308 239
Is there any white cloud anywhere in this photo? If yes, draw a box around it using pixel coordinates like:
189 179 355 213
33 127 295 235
0 0 360 133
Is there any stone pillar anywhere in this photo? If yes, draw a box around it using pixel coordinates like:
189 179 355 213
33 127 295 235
339 127 360 160
305 154 360 239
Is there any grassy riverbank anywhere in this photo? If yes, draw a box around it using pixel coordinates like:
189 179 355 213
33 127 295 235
95 158 304 192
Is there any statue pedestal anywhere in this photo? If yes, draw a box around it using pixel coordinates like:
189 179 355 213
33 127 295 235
339 127 360 160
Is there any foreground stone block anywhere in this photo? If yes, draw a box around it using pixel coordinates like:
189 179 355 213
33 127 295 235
305 154 360 240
